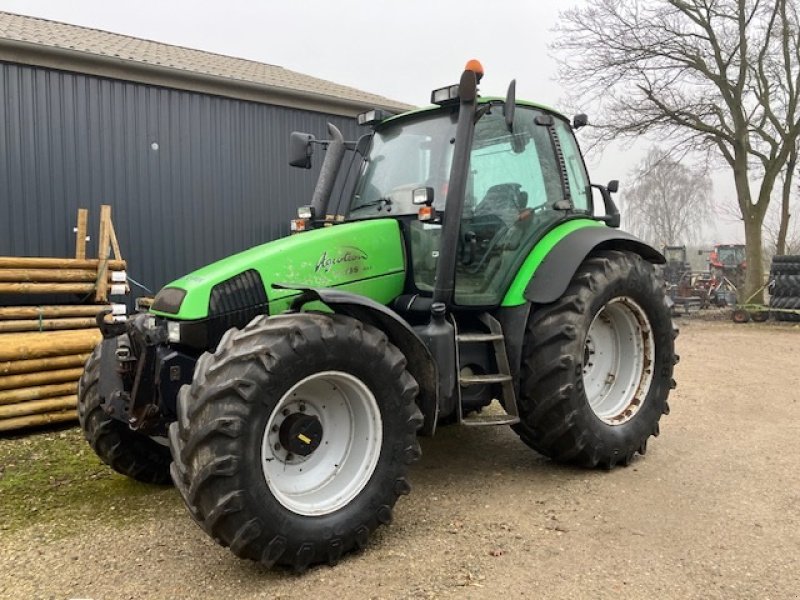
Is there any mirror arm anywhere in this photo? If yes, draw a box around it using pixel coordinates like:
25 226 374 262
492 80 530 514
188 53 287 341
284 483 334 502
590 183 621 228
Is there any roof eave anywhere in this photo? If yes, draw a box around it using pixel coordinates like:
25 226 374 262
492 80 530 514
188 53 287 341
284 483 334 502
0 37 412 116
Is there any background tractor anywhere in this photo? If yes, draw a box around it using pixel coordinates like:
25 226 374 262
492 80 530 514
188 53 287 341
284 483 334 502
78 61 678 571
709 243 747 295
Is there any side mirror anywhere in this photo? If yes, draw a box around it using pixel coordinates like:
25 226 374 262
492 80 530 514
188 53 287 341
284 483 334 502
504 79 516 132
289 132 315 169
572 114 589 129
607 179 619 193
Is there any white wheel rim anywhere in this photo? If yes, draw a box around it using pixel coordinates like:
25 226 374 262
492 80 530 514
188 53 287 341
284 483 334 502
583 297 655 425
261 371 382 516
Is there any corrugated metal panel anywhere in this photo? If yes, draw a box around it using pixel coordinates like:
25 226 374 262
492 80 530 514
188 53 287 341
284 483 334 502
0 61 363 292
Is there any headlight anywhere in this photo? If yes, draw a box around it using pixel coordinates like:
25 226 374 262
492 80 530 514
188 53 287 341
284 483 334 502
167 321 181 343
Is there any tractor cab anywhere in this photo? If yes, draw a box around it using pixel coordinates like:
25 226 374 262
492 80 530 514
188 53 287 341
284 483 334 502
347 101 593 307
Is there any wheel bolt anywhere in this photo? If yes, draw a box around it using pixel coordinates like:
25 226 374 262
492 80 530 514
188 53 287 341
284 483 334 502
273 442 280 451
282 409 290 416
299 403 306 412
271 425 278 433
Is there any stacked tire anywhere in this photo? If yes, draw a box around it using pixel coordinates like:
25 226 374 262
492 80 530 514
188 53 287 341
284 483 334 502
769 255 800 322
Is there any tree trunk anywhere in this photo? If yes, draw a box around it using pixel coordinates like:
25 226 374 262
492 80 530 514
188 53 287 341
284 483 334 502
776 151 796 256
743 214 766 304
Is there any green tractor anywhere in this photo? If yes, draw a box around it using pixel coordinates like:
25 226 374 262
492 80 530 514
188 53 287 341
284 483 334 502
78 62 677 571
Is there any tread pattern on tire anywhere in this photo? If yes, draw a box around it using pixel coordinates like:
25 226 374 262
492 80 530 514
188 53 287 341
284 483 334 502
77 345 172 484
512 250 677 469
169 312 422 571
769 296 800 309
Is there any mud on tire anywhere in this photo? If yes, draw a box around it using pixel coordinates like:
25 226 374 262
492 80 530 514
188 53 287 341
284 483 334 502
169 312 422 571
513 250 677 469
77 345 172 484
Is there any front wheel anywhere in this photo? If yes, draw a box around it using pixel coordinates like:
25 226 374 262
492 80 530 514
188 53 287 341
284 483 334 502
513 250 677 468
169 313 422 571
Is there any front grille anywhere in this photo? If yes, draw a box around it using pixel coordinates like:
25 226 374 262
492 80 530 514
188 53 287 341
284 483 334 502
209 269 268 315
207 270 269 346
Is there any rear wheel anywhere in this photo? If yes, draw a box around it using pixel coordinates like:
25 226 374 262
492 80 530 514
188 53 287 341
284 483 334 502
77 345 172 484
513 250 677 468
169 313 422 571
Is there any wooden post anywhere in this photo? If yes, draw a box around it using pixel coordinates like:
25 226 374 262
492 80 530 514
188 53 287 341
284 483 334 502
95 205 112 303
75 208 88 260
0 395 78 419
0 317 98 333
0 354 89 376
0 382 78 406
0 368 84 391
109 218 122 261
0 306 109 320
0 409 78 432
0 283 96 295
0 257 125 269
0 329 101 361
0 268 101 282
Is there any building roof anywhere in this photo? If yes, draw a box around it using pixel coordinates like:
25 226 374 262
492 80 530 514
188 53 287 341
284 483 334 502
0 11 412 116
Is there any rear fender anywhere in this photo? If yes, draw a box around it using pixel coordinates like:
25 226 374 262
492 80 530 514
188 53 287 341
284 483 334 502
274 284 439 436
524 228 665 304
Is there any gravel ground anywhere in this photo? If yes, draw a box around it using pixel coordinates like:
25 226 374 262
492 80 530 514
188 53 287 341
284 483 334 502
1 319 799 599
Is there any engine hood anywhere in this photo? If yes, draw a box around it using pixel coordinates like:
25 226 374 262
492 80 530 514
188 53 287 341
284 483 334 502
150 219 406 320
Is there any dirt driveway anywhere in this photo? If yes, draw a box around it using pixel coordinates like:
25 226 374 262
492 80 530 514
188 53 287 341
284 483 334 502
1 319 799 599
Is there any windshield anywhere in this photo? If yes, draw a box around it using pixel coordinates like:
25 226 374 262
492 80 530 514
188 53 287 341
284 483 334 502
665 248 685 262
718 246 745 266
348 111 457 218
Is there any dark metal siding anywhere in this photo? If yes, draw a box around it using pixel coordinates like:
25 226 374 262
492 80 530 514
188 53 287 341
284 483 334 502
0 61 363 291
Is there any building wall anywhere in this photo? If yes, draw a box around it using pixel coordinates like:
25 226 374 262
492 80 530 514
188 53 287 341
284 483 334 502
0 61 362 292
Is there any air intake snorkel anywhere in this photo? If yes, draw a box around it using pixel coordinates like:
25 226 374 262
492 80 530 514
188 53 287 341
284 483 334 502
310 123 346 220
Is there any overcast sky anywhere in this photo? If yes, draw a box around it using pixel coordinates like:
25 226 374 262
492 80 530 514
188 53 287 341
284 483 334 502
0 0 744 243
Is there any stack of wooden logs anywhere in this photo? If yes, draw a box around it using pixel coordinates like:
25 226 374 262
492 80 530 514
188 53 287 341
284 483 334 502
0 206 128 433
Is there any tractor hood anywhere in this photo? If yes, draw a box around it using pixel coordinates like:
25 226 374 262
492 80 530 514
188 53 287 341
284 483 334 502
150 219 406 321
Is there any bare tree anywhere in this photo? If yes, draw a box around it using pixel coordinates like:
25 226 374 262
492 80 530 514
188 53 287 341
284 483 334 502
776 147 797 255
623 147 713 246
765 182 800 258
554 0 800 300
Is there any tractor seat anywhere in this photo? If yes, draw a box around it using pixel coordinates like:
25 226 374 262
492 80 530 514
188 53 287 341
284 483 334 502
474 183 528 226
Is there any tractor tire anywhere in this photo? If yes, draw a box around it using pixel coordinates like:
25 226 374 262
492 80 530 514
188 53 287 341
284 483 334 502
770 296 800 310
513 250 676 469
169 313 422 571
771 254 800 263
769 273 800 298
773 311 800 322
770 285 800 298
770 256 800 275
77 345 172 484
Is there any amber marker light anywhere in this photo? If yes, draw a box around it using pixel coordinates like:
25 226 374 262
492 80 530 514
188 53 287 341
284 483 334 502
464 59 484 81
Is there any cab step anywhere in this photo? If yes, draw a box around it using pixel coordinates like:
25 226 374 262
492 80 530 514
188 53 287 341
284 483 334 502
460 373 512 385
455 313 520 428
462 412 520 426
456 333 504 343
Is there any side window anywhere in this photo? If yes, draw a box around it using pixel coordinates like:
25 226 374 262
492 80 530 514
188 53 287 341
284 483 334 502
554 121 592 212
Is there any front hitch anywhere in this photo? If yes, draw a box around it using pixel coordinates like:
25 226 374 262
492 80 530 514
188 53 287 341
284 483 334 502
96 310 128 339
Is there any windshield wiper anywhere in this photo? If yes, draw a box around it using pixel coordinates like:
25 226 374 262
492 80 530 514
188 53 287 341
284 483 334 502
352 197 393 211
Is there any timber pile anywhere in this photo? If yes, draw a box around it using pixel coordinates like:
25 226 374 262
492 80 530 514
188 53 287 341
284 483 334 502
0 206 128 433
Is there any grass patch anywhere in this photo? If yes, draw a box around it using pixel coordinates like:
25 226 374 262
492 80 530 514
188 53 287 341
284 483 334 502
0 426 179 536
